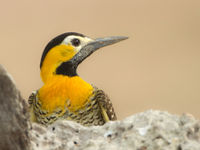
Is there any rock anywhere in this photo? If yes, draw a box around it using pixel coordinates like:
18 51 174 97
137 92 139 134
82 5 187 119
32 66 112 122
30 110 200 150
0 65 30 150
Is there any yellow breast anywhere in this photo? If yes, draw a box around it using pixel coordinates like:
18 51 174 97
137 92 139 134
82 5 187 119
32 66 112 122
38 75 93 113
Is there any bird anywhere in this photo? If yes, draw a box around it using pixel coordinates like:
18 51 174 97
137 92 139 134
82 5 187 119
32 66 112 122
28 32 128 126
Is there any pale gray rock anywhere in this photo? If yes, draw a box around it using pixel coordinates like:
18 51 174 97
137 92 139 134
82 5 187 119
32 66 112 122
30 110 200 150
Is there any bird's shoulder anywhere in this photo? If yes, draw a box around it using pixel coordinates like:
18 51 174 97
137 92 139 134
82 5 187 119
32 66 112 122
91 86 117 121
28 90 38 106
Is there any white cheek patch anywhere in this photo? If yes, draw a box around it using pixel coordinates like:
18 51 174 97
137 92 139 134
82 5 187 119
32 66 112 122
62 35 93 52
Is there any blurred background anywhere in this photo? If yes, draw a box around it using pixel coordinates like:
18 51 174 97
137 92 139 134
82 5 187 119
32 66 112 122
0 0 200 119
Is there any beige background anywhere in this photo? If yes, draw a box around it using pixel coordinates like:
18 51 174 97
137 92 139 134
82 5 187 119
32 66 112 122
1 0 200 119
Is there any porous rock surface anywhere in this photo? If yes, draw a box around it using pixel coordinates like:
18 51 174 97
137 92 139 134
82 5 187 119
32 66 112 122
30 110 200 150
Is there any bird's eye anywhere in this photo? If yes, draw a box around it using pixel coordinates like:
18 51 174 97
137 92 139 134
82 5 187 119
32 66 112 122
71 38 81 47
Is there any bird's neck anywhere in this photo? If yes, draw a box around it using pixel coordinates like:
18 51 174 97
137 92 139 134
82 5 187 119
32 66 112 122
40 61 78 83
38 75 93 112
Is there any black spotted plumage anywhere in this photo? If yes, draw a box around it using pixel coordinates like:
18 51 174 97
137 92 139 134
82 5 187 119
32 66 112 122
28 87 117 126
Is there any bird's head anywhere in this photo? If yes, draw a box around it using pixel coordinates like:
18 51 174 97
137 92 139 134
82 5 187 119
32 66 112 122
40 32 128 83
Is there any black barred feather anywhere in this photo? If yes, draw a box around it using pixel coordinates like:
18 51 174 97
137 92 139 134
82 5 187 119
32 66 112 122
28 87 117 126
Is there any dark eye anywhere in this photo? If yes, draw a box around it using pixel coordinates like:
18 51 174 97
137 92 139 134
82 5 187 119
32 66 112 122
71 38 81 47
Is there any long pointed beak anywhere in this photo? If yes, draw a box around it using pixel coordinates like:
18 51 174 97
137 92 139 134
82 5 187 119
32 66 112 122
90 36 129 51
71 36 128 66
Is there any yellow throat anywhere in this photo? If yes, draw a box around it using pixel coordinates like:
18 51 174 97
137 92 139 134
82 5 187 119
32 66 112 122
39 44 93 113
